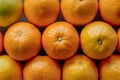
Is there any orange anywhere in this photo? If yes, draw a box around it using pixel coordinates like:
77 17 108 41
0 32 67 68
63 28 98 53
99 0 120 26
4 22 41 61
117 28 120 52
80 21 117 60
99 54 120 80
0 0 22 27
24 0 60 27
23 56 61 80
42 21 79 60
61 0 98 26
0 31 3 53
0 55 22 80
62 54 98 80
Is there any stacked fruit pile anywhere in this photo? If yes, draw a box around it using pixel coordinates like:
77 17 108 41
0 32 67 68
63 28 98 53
0 0 120 80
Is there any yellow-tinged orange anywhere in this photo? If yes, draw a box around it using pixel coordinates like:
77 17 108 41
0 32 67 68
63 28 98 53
99 0 120 26
61 0 98 26
0 55 22 80
23 56 61 80
80 21 117 60
42 21 79 60
4 22 41 61
0 0 22 27
24 0 60 27
99 54 120 80
63 54 98 80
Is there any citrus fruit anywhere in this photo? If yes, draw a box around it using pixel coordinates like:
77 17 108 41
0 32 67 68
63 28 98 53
23 56 61 80
63 54 98 80
99 54 120 80
0 31 3 53
61 0 98 26
24 0 60 27
99 0 120 26
4 22 41 61
117 28 120 52
80 21 117 60
0 0 22 27
0 55 22 80
42 21 79 60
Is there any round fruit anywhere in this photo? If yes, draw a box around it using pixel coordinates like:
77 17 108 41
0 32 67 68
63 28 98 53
61 0 98 26
117 28 120 52
24 0 60 27
42 21 79 60
63 54 98 80
0 0 22 27
4 22 41 61
0 55 22 80
80 21 117 60
99 54 120 80
99 0 120 26
0 31 3 53
23 56 61 80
